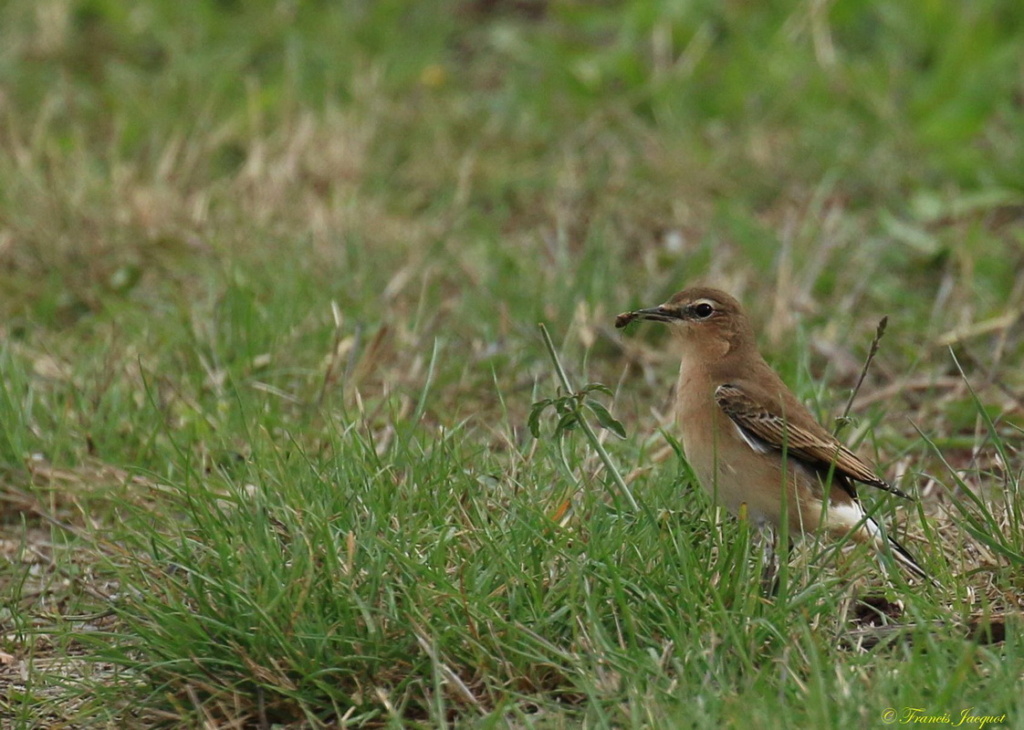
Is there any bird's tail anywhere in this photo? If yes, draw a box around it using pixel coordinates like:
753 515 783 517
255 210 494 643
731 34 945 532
866 516 941 588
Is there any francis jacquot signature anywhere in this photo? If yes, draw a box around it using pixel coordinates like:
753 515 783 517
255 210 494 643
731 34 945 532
881 707 1007 729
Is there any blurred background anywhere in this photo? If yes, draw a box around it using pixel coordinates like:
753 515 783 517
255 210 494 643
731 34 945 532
2 1 1022 434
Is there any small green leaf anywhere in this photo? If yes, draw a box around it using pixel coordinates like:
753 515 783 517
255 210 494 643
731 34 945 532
585 399 626 439
581 383 613 397
555 411 579 435
528 399 552 438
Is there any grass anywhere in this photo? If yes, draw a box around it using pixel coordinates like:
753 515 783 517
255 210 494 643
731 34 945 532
1 0 1023 727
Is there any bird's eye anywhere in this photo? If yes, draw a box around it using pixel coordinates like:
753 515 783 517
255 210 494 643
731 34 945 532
693 302 714 319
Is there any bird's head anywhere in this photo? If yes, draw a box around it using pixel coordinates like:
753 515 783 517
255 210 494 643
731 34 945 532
616 287 756 359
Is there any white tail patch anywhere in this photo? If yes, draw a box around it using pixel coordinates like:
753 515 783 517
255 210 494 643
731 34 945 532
827 501 881 540
826 498 936 585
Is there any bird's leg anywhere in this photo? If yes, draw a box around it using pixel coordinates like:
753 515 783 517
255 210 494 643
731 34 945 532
756 524 781 597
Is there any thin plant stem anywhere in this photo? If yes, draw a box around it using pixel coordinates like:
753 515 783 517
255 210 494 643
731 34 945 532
837 315 888 430
538 323 642 513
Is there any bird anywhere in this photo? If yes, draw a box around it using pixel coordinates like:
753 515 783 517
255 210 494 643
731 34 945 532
616 286 932 584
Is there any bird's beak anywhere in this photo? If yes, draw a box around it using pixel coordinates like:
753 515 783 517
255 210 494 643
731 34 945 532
633 306 678 323
615 306 678 328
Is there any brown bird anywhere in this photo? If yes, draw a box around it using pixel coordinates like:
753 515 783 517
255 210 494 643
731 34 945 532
617 286 931 583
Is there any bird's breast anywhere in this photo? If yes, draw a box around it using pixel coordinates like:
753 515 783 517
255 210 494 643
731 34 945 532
673 371 726 486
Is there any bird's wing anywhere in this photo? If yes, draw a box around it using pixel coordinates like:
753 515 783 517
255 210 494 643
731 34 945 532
714 383 910 499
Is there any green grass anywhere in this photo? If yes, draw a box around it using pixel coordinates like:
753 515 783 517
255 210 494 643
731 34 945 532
1 0 1023 727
